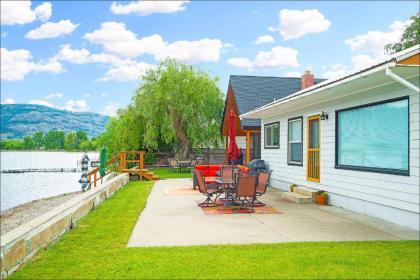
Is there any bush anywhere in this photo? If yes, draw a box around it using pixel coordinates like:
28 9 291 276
144 151 156 166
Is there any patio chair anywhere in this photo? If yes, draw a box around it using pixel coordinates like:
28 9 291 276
193 170 223 207
253 171 272 207
168 158 180 172
234 174 258 212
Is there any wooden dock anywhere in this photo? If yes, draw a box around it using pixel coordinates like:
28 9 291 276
1 168 81 173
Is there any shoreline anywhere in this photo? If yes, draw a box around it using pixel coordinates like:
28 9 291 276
0 191 82 235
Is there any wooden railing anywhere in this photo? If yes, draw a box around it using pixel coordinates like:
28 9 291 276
87 151 156 188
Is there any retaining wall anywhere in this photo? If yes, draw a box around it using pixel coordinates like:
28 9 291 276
0 173 129 278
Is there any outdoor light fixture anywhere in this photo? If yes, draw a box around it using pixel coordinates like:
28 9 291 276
320 111 329 120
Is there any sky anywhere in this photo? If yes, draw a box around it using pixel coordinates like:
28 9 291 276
1 1 418 116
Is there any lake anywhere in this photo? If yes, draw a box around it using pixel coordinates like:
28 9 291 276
0 151 98 211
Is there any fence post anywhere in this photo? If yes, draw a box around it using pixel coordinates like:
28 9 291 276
140 151 144 180
93 171 97 188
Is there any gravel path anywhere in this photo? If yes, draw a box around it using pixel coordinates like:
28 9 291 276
1 192 81 235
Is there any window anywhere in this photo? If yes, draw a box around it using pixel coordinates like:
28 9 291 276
336 97 409 176
288 117 303 165
264 122 280 148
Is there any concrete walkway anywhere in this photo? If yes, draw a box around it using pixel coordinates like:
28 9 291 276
128 179 419 247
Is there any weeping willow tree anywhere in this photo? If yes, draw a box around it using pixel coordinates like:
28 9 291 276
97 105 145 156
133 59 224 160
385 13 419 54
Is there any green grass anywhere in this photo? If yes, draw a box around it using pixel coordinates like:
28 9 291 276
151 167 192 178
11 181 419 279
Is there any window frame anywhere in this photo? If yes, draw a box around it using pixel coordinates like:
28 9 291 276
335 96 410 176
264 121 280 149
287 116 303 166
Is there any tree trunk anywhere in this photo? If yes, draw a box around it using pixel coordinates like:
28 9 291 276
170 108 191 160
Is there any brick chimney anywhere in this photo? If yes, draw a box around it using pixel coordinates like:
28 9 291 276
301 70 314 90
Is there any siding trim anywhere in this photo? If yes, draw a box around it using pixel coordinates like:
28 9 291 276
264 121 280 149
287 116 303 166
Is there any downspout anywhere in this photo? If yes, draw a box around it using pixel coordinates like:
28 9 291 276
385 65 419 93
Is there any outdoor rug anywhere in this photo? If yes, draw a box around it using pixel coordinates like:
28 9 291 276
197 201 282 215
164 187 199 195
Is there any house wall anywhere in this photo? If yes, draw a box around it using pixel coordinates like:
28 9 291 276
260 79 420 230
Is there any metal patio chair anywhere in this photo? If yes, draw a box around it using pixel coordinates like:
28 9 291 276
253 171 272 207
234 173 258 212
193 170 223 207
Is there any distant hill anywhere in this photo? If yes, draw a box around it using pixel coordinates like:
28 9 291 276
1 104 110 139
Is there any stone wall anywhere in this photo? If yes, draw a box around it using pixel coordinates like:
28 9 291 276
0 173 129 278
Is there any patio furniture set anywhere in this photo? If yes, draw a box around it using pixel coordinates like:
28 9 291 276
193 165 272 212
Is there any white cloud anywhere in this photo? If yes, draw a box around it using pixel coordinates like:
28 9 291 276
344 19 410 54
3 98 15 104
100 61 153 82
110 1 189 16
29 99 54 107
227 58 252 68
1 48 34 80
32 58 64 73
227 46 299 70
254 46 299 69
1 48 64 81
25 19 79 39
83 22 226 63
55 44 90 64
268 26 278 32
278 9 331 40
154 38 224 63
1 1 52 25
44 93 63 99
255 35 275 45
285 71 301 77
61 99 89 112
100 102 120 116
101 93 107 97
321 64 348 79
321 54 385 79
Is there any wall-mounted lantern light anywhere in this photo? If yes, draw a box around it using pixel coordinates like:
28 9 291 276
320 111 329 120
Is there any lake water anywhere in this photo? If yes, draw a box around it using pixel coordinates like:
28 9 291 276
0 151 98 211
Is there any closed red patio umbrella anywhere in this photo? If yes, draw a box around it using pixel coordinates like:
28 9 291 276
227 110 240 164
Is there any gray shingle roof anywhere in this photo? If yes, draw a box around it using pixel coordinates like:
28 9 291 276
228 75 324 128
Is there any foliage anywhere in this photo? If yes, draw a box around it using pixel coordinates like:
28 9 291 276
32 131 44 149
97 105 145 157
134 59 224 160
0 139 24 150
11 181 420 279
23 135 34 150
64 132 78 151
289 184 296 192
385 13 420 54
0 104 109 139
144 151 156 166
43 130 65 150
1 130 98 151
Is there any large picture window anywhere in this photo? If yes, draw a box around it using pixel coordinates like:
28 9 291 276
336 97 409 175
288 117 303 165
264 122 280 149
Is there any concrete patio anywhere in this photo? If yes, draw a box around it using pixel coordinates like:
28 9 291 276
127 178 419 247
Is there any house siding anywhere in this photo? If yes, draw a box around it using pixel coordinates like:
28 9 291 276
261 80 420 230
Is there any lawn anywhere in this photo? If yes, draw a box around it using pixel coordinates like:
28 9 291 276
151 167 192 179
11 181 419 279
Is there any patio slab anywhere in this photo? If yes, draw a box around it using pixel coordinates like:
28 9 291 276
127 179 419 247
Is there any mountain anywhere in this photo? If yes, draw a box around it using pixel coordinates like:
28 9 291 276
1 104 110 139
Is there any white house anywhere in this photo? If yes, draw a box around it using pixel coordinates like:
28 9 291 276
241 45 420 230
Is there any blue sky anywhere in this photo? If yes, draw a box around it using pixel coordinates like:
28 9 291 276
1 1 418 116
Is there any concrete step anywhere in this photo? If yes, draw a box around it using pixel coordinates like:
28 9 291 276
294 186 318 199
282 192 313 204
